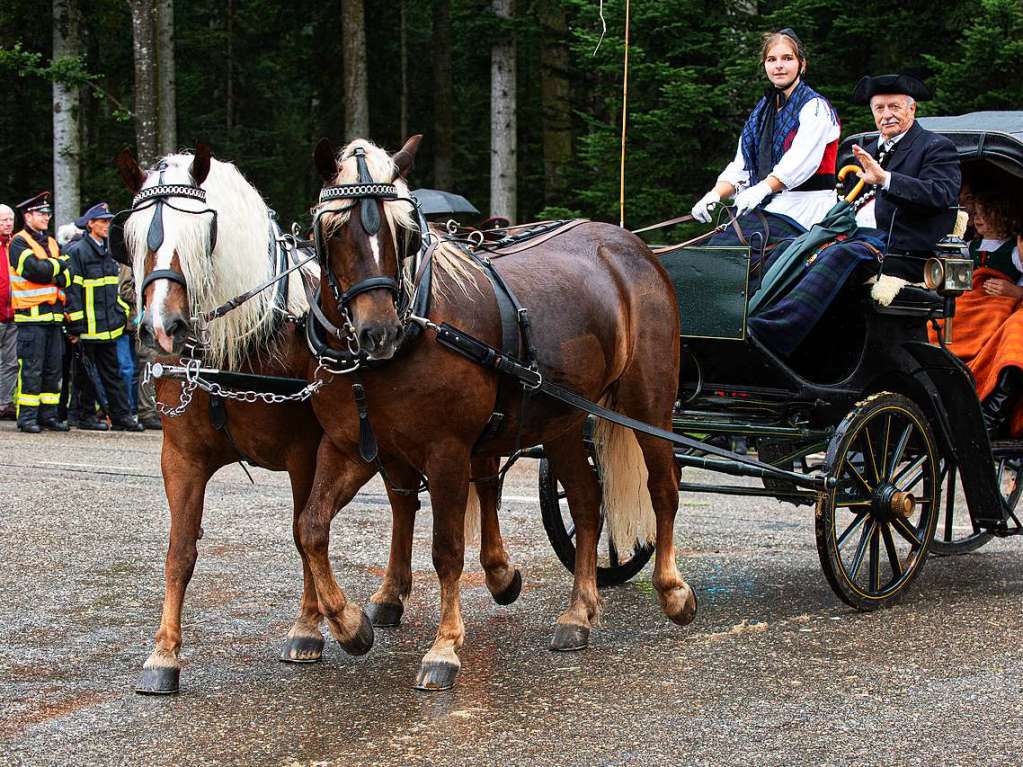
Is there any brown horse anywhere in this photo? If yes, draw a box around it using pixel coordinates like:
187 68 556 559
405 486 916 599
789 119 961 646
114 146 522 694
299 136 697 690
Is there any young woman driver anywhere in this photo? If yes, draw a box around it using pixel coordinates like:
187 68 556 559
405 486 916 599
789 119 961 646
691 29 840 234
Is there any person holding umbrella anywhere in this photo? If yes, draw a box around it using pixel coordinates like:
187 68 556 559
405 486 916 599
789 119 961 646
64 202 143 431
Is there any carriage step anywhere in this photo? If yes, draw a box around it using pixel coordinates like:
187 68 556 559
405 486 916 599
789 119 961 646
989 524 1023 538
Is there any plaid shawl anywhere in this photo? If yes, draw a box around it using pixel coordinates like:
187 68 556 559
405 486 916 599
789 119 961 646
748 231 886 357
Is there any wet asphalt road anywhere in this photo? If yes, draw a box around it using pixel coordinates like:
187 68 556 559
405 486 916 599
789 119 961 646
2 423 1023 766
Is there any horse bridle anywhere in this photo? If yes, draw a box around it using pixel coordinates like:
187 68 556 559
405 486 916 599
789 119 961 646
115 160 219 308
312 147 425 334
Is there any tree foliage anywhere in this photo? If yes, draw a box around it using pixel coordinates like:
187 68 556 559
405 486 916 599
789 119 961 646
2 0 1021 229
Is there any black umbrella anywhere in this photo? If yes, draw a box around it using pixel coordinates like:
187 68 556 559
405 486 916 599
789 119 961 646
410 188 480 217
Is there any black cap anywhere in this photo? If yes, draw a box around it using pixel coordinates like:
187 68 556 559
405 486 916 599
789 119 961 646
853 74 932 105
75 202 115 229
16 191 52 214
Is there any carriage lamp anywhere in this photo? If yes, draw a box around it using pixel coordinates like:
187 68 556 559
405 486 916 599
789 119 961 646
923 255 972 296
924 250 973 346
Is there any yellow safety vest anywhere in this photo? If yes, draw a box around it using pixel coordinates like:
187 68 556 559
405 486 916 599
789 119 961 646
9 231 66 314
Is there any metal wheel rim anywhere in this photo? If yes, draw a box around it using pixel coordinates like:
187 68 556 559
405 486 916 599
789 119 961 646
827 404 939 601
550 467 654 574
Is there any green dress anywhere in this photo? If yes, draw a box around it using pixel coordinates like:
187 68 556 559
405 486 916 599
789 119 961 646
970 238 1022 282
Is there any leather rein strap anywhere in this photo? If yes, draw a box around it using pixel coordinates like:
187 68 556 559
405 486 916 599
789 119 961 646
426 319 829 491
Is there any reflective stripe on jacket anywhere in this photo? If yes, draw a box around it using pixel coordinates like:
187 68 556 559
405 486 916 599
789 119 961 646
64 236 128 341
8 230 69 324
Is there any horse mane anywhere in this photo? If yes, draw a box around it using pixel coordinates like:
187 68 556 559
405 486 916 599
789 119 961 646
318 139 480 298
126 152 310 370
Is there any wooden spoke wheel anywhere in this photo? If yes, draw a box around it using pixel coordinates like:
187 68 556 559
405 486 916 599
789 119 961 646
815 393 940 610
538 456 654 587
928 460 999 556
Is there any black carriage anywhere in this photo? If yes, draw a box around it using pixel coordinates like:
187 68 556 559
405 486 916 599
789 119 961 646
538 111 1023 609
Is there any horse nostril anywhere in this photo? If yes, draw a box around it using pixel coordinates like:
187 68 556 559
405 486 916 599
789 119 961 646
165 315 188 339
138 320 155 347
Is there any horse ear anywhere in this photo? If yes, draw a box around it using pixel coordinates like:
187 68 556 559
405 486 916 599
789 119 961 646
392 134 423 180
190 143 212 185
115 148 146 193
314 139 338 182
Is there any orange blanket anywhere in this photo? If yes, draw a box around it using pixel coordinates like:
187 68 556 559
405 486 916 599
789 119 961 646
928 267 1019 363
930 267 1023 436
967 309 1023 437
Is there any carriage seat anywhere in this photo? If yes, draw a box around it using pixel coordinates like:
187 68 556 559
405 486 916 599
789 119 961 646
863 278 945 317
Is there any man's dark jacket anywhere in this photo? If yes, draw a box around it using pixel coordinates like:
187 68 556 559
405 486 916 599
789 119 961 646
64 235 128 341
868 119 961 253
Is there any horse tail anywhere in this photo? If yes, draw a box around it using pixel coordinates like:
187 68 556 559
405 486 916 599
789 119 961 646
464 482 481 547
593 394 657 556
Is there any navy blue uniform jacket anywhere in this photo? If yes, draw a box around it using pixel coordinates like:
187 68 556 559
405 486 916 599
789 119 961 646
868 120 961 253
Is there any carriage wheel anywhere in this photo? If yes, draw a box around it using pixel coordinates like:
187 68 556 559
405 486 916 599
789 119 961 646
815 393 940 610
538 457 654 587
928 460 997 556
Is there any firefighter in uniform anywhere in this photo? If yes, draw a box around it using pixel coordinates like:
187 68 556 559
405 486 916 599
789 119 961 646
8 192 72 433
65 202 143 431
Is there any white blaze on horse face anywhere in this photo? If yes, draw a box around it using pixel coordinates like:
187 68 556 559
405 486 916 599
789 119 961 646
368 233 382 268
150 243 179 354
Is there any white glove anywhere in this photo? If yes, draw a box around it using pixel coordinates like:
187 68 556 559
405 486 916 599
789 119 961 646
691 191 721 224
733 180 774 218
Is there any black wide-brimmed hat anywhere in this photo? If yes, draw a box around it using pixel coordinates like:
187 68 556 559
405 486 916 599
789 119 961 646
853 74 932 105
16 191 52 214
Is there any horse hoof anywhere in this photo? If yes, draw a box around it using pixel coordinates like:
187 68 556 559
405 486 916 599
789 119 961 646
491 569 522 606
550 623 590 652
135 665 180 695
365 601 404 628
338 610 374 656
414 661 460 691
666 586 698 627
280 634 324 663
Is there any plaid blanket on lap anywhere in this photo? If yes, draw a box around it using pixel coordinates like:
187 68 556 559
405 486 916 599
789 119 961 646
748 232 886 358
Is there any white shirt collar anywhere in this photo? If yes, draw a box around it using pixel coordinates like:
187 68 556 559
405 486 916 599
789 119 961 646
881 131 908 152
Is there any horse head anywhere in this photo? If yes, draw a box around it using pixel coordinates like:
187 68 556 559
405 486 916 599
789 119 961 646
312 135 422 360
115 145 215 356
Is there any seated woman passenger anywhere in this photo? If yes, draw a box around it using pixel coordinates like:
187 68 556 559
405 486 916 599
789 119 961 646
691 28 840 257
935 193 1023 437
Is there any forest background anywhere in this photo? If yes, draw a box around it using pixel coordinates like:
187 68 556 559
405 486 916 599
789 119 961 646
2 0 1022 235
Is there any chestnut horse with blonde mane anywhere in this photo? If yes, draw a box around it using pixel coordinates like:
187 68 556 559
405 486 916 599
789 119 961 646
299 135 697 690
114 145 522 694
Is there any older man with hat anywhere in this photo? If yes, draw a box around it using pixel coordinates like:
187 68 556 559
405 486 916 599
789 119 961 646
746 74 961 358
7 192 73 433
64 202 143 431
849 73 961 278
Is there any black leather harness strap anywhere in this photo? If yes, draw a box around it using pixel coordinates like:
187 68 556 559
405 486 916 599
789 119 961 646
208 394 259 479
455 245 538 449
430 320 830 491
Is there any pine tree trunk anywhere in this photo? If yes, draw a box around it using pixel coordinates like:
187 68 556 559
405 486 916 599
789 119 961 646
52 0 81 228
432 0 453 190
130 0 159 166
226 0 234 134
156 0 177 154
538 0 570 204
400 0 408 141
490 0 516 221
341 0 370 139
